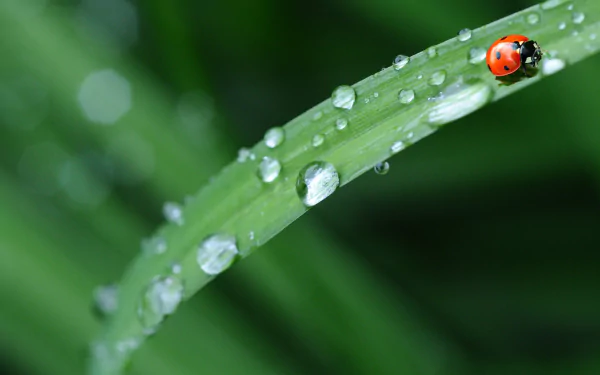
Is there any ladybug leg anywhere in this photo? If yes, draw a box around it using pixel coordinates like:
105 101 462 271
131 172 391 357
522 64 529 77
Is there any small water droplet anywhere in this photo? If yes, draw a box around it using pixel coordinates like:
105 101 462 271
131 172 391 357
572 12 585 24
249 231 255 241
171 263 182 274
426 80 494 126
197 233 239 275
558 21 567 30
390 141 406 154
163 202 184 226
237 147 255 162
541 0 562 10
257 156 282 183
526 13 540 25
373 92 379 98
137 276 184 332
364 98 370 104
590 33 597 40
398 89 415 104
374 162 390 175
393 55 410 70
331 85 356 110
417 74 423 80
312 111 323 120
335 118 348 130
542 58 566 75
264 127 285 149
296 161 340 207
428 70 447 86
312 134 325 147
142 236 167 255
457 28 472 42
93 284 119 317
567 4 574 10
427 47 437 58
467 47 487 64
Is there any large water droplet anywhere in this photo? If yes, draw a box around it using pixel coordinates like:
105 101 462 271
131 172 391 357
572 12 585 24
163 202 184 225
237 147 255 162
257 156 282 183
331 85 356 109
526 13 540 24
137 276 184 332
141 236 167 255
264 127 285 149
390 141 406 154
457 28 472 41
558 22 567 30
426 80 493 126
542 58 566 75
197 233 239 275
312 134 325 147
296 161 340 207
428 70 446 86
93 284 119 318
393 55 410 70
374 162 390 175
398 89 415 104
467 47 487 64
335 118 348 130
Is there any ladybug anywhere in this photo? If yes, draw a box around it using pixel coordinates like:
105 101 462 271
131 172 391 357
486 34 543 77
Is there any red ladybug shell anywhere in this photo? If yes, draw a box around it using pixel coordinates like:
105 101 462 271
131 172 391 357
486 34 529 77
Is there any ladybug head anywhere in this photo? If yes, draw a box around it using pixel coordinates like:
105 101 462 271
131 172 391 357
521 40 543 67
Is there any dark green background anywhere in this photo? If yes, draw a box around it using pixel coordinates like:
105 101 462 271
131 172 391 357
2 0 600 374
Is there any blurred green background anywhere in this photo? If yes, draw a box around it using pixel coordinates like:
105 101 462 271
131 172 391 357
2 0 600 374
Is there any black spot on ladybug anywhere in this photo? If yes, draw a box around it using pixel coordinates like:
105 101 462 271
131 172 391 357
496 52 501 59
487 64 492 72
500 36 508 40
504 65 510 71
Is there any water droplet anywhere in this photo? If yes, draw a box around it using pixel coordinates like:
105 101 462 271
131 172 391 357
526 13 540 25
542 58 566 75
237 147 255 162
171 263 182 274
257 156 282 183
374 162 390 175
567 4 574 10
398 89 415 104
93 284 119 317
426 80 494 126
393 55 410 70
457 28 472 41
572 12 585 24
137 276 184 332
163 202 184 226
590 33 597 40
312 134 325 147
331 85 356 110
541 0 563 10
312 111 323 120
249 231 255 241
558 21 567 30
197 233 239 275
428 70 446 86
467 47 487 64
417 74 423 80
296 161 340 207
390 141 406 154
427 47 437 58
364 98 370 104
335 118 348 130
373 92 379 98
142 236 167 255
264 127 285 149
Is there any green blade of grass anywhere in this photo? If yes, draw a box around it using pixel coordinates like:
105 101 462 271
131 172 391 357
86 0 600 373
